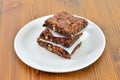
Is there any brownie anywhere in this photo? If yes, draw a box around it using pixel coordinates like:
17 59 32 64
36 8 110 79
37 39 82 59
43 11 88 38
37 28 83 48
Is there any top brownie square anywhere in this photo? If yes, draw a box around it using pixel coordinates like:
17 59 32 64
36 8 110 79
43 11 88 38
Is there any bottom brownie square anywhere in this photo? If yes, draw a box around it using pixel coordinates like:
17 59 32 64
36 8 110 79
37 39 82 59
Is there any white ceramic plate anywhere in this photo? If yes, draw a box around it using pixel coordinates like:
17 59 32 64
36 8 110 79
14 15 106 73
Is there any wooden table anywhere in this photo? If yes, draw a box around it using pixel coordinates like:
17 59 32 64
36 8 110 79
0 0 120 80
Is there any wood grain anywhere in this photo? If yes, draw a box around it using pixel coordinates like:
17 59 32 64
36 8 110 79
0 0 120 80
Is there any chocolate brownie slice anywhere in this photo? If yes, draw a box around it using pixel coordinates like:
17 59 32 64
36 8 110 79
43 11 88 38
37 39 82 59
38 28 83 48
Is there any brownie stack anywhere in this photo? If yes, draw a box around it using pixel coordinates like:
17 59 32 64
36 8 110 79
37 11 88 59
